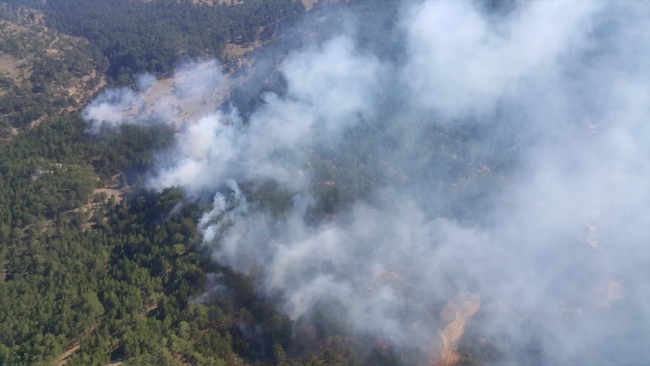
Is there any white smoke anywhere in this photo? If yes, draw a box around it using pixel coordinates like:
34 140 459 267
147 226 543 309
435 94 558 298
148 37 381 193
84 1 650 364
137 73 157 91
403 1 600 119
82 87 145 134
82 60 225 133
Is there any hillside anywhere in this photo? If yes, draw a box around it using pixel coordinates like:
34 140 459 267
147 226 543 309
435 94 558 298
1 1 648 366
0 5 104 136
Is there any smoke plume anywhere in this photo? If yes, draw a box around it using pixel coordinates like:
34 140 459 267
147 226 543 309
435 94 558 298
83 60 225 133
84 1 650 364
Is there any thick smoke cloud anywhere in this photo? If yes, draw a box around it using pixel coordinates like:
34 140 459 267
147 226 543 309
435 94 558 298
83 1 649 364
403 1 599 119
150 37 381 193
83 61 224 133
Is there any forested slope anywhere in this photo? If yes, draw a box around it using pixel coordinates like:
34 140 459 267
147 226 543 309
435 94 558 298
0 115 369 366
0 0 613 365
2 0 305 84
0 5 102 132
0 1 412 365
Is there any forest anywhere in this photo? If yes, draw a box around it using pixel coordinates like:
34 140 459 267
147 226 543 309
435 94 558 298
2 0 646 366
3 0 305 83
0 0 437 365
0 101 388 366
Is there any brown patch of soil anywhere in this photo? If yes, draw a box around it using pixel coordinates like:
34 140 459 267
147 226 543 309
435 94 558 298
301 0 318 11
56 344 80 366
66 70 106 104
433 293 481 366
56 326 96 366
29 115 47 128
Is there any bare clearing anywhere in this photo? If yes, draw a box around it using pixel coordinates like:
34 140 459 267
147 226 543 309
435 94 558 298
66 70 107 104
124 63 233 129
224 42 257 58
29 115 47 128
433 293 481 366
56 344 80 366
94 187 124 203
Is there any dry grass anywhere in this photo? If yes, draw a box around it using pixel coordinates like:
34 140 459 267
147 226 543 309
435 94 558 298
1 8 103 141
94 187 124 204
224 42 257 58
66 70 107 104
0 53 28 84
123 63 233 129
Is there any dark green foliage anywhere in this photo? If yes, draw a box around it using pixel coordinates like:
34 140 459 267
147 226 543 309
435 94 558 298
0 113 221 365
0 112 378 366
5 0 305 84
89 124 175 184
240 179 293 218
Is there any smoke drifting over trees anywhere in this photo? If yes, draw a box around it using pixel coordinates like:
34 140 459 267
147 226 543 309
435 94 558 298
84 1 650 365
